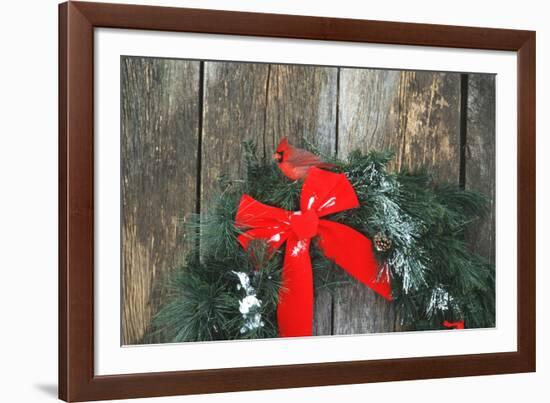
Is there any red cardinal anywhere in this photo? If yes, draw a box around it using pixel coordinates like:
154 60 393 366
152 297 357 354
273 138 335 180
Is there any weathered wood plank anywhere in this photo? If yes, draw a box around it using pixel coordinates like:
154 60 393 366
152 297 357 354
465 74 496 262
264 64 337 157
121 57 200 344
264 64 338 336
393 71 462 183
337 69 401 154
334 69 462 334
201 62 269 207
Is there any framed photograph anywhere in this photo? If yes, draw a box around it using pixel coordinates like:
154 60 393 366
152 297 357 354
59 1 536 401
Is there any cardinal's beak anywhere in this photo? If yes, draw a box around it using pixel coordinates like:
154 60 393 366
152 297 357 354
273 152 281 162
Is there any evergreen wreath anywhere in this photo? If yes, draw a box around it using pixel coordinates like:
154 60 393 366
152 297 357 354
152 141 495 342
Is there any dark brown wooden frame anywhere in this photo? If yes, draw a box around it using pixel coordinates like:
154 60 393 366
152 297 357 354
59 1 536 401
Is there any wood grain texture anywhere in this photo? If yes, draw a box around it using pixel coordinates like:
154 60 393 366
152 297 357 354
201 62 269 206
339 69 462 181
465 74 496 263
264 64 338 156
333 69 462 334
121 57 200 344
394 71 461 183
264 64 338 335
75 1 534 51
338 69 401 154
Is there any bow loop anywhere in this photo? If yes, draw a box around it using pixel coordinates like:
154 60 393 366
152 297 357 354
235 194 291 229
300 167 360 217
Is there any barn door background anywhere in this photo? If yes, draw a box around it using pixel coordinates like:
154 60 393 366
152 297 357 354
121 57 495 345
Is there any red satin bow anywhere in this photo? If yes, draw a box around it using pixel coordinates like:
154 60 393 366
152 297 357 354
235 167 392 337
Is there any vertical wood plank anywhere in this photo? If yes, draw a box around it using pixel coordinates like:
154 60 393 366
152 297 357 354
121 57 200 344
465 74 496 262
264 64 338 335
394 71 462 183
201 62 269 207
334 69 462 334
264 65 337 156
337 69 402 154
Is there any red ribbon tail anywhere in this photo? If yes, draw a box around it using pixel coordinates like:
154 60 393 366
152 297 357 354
317 220 392 300
278 236 314 337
